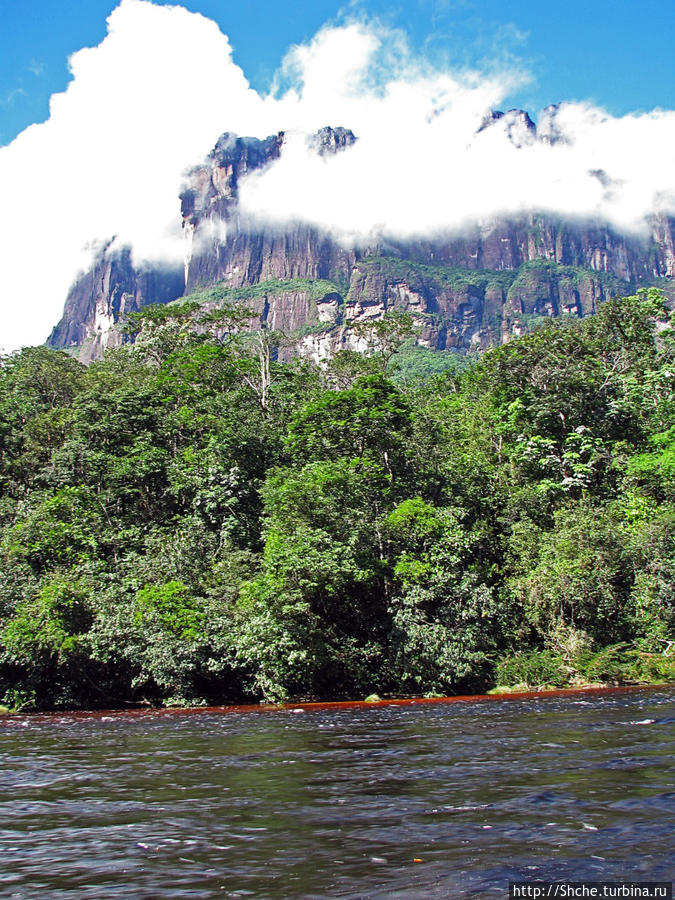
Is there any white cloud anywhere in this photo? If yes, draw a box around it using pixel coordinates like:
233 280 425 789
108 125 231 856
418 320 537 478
241 27 675 241
1 0 674 351
0 0 263 352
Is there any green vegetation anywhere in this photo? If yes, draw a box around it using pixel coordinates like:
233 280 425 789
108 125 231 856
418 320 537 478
350 256 517 296
388 341 473 385
1 289 674 710
493 644 675 692
180 277 343 308
512 257 632 293
352 255 633 300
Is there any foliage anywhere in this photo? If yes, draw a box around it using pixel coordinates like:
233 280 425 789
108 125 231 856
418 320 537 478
181 277 343 307
388 342 473 385
0 289 673 708
494 650 569 690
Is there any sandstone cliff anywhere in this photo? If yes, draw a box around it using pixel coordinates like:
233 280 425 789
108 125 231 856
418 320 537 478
48 119 675 361
48 245 183 363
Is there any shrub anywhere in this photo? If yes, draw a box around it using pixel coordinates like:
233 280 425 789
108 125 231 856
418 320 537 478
494 649 569 689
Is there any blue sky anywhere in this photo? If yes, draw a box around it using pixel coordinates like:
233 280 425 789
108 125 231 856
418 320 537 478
2 0 675 147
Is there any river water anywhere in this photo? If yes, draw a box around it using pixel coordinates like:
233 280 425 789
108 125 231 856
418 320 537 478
1 687 674 899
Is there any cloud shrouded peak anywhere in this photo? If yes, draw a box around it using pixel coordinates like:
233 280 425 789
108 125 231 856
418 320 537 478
1 0 675 351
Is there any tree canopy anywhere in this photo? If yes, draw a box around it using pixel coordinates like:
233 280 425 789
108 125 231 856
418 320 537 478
1 289 673 709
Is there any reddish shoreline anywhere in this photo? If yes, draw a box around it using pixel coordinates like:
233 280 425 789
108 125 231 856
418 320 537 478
1 682 671 724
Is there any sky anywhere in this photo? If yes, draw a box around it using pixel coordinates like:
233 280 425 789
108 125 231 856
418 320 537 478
3 0 675 147
1 0 675 350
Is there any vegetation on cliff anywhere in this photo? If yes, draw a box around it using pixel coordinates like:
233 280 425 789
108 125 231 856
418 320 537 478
1 289 674 710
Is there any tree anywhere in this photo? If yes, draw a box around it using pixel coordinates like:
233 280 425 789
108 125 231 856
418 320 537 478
384 498 498 693
285 374 411 476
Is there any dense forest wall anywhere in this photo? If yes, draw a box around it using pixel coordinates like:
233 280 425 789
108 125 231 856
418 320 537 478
4 290 675 710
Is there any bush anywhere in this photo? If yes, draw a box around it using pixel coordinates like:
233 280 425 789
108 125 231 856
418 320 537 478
573 643 675 685
494 649 569 689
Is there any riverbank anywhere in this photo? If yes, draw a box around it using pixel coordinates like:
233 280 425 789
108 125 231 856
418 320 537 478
2 682 672 722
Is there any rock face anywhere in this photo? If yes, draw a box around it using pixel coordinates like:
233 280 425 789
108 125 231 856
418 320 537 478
48 245 183 363
180 127 357 294
48 119 675 361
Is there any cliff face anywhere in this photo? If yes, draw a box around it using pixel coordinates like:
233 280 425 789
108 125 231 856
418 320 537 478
48 119 675 361
48 246 183 363
340 256 624 352
178 120 675 292
181 127 357 294
391 214 675 280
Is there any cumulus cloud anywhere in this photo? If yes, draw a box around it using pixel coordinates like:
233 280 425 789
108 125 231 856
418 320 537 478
1 0 675 350
241 24 675 241
0 0 263 351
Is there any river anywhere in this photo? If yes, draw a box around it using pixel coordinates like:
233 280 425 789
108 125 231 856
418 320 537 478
1 687 674 899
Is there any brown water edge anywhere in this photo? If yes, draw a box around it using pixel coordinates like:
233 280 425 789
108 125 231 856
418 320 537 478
1 682 670 726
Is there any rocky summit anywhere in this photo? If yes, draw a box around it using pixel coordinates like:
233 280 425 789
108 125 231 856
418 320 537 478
48 117 675 362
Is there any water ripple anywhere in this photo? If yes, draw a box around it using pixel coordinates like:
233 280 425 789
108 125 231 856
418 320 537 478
1 687 674 899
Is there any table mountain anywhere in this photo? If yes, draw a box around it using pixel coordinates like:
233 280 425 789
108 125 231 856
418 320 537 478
48 119 675 361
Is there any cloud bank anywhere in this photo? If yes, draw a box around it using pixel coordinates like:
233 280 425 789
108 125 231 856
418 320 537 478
1 0 675 350
0 0 262 351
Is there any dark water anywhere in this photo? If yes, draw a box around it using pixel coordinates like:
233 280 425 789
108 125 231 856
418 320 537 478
1 688 674 900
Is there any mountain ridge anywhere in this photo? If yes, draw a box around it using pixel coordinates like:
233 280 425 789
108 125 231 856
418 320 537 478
48 118 675 361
